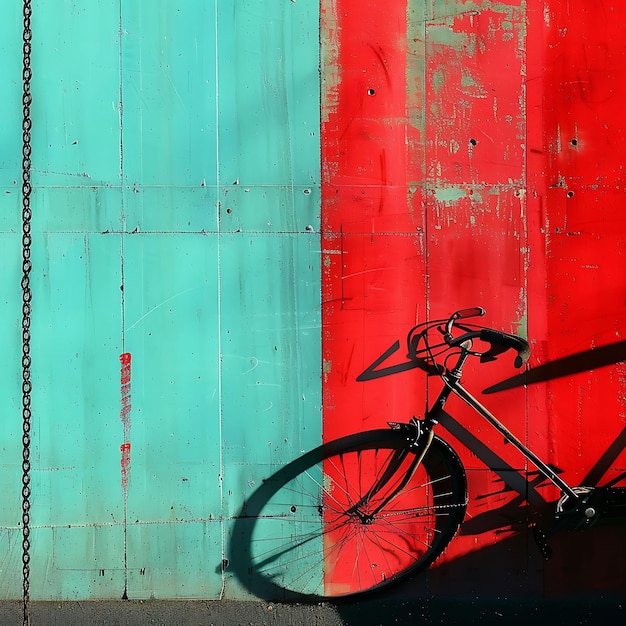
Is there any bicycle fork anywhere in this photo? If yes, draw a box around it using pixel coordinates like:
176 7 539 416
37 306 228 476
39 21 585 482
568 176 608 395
345 421 435 524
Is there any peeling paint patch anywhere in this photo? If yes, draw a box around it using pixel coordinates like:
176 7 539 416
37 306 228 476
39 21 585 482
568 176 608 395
434 186 466 204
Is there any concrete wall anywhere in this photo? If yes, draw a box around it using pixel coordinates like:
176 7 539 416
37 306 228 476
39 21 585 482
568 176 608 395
1 0 321 600
1 0 625 602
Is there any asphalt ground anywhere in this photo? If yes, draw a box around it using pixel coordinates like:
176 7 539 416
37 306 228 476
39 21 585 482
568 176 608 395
0 597 624 626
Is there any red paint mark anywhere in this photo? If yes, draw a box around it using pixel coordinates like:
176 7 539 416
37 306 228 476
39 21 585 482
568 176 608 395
120 353 132 490
120 442 131 490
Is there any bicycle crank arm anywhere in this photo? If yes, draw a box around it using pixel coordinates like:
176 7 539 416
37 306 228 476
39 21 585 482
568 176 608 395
553 485 626 531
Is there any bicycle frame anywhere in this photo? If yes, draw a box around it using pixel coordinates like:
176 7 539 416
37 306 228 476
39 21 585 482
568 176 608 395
424 342 582 502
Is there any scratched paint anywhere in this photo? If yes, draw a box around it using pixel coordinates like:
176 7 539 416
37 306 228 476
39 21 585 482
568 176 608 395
0 0 320 601
321 0 626 598
0 0 625 604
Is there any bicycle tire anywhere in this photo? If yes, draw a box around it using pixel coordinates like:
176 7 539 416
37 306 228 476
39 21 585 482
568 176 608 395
230 428 467 601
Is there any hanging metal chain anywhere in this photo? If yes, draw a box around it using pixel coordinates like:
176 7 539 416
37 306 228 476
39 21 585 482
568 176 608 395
21 1 33 625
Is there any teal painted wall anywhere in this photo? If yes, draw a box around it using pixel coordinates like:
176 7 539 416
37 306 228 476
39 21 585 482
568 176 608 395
0 0 321 600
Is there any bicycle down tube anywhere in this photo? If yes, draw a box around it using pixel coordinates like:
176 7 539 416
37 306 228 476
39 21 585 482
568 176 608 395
432 367 581 502
230 307 624 601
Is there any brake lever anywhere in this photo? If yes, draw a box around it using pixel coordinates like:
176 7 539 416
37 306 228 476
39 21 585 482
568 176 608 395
436 324 454 344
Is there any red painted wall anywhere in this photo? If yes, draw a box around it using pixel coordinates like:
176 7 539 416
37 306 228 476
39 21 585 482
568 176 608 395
321 0 626 597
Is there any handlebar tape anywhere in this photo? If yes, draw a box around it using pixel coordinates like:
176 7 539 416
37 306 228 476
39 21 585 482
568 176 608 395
479 329 530 368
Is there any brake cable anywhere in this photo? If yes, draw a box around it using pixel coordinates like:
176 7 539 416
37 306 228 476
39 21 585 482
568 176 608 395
21 1 33 624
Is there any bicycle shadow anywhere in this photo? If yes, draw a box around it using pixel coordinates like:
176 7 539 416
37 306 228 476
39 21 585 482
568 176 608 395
482 340 626 394
438 410 552 511
330 523 626 626
228 419 626 605
228 508 626 624
228 340 626 612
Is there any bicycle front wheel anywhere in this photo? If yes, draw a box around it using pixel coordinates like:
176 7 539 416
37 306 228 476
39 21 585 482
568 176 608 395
232 428 467 600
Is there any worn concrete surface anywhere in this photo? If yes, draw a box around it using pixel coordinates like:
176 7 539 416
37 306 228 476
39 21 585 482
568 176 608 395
0 598 624 626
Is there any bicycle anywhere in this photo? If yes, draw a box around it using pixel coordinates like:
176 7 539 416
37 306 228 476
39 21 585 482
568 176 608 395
230 308 626 601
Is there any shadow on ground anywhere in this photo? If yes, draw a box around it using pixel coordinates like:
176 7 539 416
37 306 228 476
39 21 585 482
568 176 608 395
0 597 624 626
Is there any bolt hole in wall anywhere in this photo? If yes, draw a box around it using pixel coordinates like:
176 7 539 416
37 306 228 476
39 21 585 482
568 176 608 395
2 0 625 608
319 0 626 604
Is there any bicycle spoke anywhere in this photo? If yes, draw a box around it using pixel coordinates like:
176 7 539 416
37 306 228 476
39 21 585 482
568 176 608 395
251 513 352 567
253 513 364 596
373 518 434 555
242 432 467 599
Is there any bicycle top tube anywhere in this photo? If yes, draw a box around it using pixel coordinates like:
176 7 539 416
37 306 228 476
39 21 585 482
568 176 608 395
360 308 582 501
412 309 579 501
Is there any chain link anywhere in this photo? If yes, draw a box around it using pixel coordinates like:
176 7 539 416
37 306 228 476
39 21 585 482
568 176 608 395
22 1 33 625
